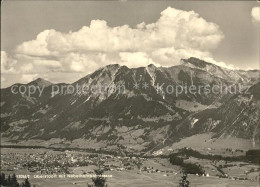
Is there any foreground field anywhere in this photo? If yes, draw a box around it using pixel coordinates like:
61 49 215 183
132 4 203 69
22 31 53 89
14 170 259 187
1 148 259 187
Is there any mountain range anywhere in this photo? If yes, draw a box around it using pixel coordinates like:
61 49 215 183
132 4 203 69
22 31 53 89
1 57 259 153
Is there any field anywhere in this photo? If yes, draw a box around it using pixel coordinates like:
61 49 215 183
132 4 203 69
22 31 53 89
1 148 259 187
12 169 259 187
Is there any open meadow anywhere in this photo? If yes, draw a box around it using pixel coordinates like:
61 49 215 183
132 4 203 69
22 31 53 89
1 148 259 187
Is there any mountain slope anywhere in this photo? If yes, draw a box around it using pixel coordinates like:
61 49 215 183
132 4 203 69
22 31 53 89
175 82 260 147
1 57 259 151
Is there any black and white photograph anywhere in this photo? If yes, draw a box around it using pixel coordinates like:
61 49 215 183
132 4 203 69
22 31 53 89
1 0 259 186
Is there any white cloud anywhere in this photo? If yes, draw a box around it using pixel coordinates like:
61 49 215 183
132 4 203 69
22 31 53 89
20 74 39 84
1 51 17 74
16 8 223 56
32 59 62 68
202 57 238 70
16 30 58 56
251 6 260 24
151 47 211 67
1 76 6 87
11 54 63 74
3 7 231 86
62 52 109 73
20 63 34 73
119 52 157 68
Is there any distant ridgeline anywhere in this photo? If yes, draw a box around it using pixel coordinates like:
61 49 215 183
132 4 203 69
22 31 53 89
169 148 260 165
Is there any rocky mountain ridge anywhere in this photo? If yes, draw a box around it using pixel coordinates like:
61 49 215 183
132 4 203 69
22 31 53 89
1 57 259 152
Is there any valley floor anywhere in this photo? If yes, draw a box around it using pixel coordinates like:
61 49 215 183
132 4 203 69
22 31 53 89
1 148 259 187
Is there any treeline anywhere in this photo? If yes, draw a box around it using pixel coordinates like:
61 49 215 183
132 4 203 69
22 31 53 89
0 144 118 156
169 155 204 175
0 173 31 187
0 145 45 149
170 148 245 162
245 149 260 164
169 148 260 168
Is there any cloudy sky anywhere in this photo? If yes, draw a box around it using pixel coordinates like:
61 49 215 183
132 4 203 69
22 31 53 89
1 1 259 88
